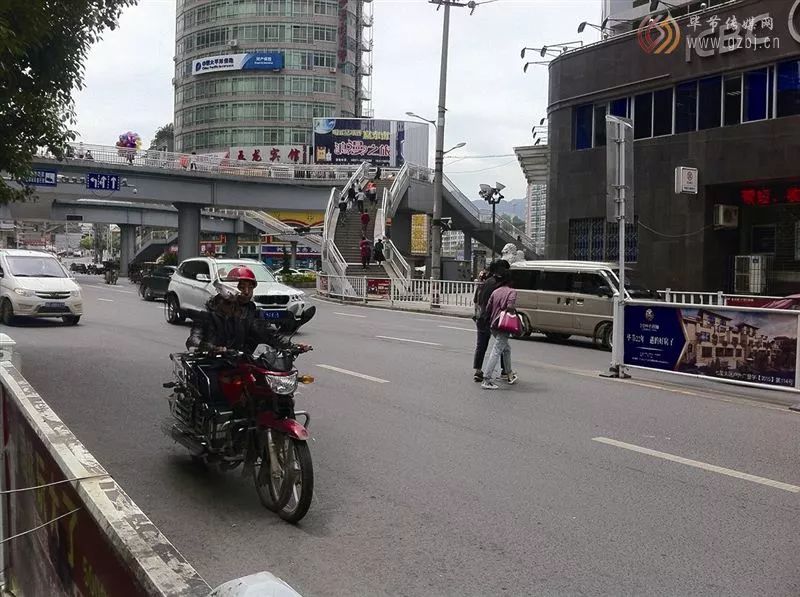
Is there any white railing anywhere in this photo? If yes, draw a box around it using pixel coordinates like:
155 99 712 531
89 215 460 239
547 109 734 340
391 278 477 309
135 229 174 252
243 210 295 234
657 289 784 306
374 187 411 281
316 273 367 301
39 143 365 181
478 212 536 252
386 163 411 217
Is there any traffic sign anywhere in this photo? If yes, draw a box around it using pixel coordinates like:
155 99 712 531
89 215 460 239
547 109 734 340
25 169 58 187
86 173 120 191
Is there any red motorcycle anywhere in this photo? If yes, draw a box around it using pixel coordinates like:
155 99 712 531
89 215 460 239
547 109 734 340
163 345 315 523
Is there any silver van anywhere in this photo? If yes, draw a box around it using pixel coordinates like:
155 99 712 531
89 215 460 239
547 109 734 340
509 261 655 349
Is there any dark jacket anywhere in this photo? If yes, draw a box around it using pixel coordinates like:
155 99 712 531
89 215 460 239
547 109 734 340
186 295 292 353
474 276 503 330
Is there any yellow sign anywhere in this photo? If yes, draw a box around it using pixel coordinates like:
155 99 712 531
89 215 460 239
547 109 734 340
410 214 429 256
266 210 324 228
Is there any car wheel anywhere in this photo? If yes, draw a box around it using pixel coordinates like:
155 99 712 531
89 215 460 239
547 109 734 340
62 315 81 326
0 300 14 326
595 322 613 351
165 295 185 325
141 285 155 301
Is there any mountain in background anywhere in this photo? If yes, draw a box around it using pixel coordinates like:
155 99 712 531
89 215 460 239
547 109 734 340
471 198 526 220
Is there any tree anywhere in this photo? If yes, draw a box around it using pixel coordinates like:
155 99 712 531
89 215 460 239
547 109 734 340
79 236 94 250
0 0 136 203
149 123 174 152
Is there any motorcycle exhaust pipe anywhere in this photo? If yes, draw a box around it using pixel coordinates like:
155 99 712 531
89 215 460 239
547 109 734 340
161 420 207 456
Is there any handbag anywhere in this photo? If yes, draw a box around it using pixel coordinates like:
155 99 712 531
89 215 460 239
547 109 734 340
495 310 521 335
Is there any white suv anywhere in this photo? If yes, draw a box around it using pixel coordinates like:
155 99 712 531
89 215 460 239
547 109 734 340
164 257 315 332
0 249 83 325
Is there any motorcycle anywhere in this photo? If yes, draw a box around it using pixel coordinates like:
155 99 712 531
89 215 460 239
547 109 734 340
104 268 118 285
163 345 315 523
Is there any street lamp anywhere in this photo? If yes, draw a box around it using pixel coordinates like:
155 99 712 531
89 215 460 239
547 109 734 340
478 182 505 260
444 142 466 154
406 111 437 127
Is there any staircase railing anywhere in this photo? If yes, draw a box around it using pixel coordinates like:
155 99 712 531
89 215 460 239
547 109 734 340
478 212 536 253
376 187 411 280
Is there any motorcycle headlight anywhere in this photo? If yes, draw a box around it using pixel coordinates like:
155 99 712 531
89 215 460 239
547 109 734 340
266 372 298 395
13 288 34 297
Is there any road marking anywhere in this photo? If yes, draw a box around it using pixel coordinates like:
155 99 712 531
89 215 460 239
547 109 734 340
593 437 800 493
334 312 367 318
438 325 474 332
97 298 114 302
81 284 135 295
375 335 441 346
315 364 389 384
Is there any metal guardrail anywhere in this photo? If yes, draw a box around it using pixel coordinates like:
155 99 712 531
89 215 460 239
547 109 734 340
40 143 365 181
657 289 784 306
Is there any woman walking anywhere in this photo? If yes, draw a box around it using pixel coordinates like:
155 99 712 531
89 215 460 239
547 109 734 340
481 270 518 390
359 236 371 270
373 238 385 265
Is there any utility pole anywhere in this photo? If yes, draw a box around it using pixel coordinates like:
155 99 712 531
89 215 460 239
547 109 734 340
429 0 474 280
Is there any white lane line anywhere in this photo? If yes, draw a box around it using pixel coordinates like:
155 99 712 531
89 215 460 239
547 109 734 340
593 437 800 493
438 325 474 332
375 335 441 346
315 364 389 384
81 284 135 295
97 298 114 302
334 312 367 318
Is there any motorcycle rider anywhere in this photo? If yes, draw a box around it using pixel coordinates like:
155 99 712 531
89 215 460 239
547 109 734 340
186 266 310 355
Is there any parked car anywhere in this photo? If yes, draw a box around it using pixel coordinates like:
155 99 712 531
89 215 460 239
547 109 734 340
139 265 176 301
273 267 318 283
164 257 315 333
0 249 83 325
509 260 655 350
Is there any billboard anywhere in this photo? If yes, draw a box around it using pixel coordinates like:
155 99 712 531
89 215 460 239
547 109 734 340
624 304 799 388
193 52 284 75
410 214 429 256
312 118 429 168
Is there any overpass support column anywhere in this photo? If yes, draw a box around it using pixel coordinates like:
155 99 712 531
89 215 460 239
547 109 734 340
175 203 201 262
462 232 472 262
290 241 298 268
225 234 238 258
118 225 137 277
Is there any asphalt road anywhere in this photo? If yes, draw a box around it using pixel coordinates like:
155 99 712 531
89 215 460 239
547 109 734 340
10 276 800 596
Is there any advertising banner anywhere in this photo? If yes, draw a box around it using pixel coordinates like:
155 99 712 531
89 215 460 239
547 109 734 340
2 386 147 596
312 118 429 167
367 278 391 297
229 145 309 164
624 304 798 388
410 214 429 256
193 52 284 75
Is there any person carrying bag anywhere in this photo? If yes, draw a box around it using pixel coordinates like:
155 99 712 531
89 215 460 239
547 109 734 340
482 270 519 390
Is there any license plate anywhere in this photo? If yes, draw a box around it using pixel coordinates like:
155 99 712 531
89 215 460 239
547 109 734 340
45 302 65 308
259 310 283 320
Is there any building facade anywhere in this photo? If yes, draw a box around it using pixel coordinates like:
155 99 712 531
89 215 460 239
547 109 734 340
526 183 547 255
547 0 800 294
174 0 372 154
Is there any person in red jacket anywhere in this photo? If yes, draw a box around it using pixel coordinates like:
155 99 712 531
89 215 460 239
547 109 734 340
360 210 371 235
359 236 371 269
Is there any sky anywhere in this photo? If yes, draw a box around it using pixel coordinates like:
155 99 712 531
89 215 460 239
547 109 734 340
73 0 599 203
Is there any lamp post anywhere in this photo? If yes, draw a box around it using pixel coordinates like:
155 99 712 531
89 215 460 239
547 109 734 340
479 182 505 260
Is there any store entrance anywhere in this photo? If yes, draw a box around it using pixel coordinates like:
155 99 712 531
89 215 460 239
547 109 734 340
706 180 800 296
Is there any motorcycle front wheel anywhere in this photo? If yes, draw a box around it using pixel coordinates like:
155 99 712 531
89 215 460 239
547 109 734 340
253 432 313 523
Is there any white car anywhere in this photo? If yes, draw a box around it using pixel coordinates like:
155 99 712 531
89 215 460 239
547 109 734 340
164 257 315 332
0 249 83 325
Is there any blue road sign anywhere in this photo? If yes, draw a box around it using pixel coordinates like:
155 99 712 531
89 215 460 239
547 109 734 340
25 169 58 187
86 173 120 191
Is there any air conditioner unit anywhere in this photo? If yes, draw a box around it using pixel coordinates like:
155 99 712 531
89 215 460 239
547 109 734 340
228 39 239 47
713 204 738 229
734 254 772 294
329 68 337 74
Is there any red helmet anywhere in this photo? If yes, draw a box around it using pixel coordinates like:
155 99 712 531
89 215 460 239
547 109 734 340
225 266 257 283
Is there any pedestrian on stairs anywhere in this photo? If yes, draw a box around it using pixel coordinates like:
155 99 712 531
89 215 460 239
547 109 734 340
359 236 371 269
366 181 377 206
356 187 367 213
373 238 385 265
347 184 357 208
360 210 371 236
338 193 348 222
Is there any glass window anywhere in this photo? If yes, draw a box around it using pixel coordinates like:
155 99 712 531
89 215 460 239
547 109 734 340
698 76 722 130
744 68 768 122
594 104 607 147
633 92 652 139
573 104 593 150
675 81 697 133
652 88 673 136
538 271 572 292
610 98 629 118
509 270 538 290
723 74 742 126
777 60 800 117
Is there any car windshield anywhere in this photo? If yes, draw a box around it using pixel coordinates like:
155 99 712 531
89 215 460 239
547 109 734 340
610 270 655 298
6 256 67 278
216 261 276 283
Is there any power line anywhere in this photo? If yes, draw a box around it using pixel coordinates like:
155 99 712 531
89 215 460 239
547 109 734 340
445 153 516 159
447 158 518 173
638 221 713 238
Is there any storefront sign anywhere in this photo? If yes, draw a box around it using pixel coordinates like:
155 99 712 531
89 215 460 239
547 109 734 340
313 118 394 166
674 166 698 194
193 52 284 75
624 304 798 388
229 145 308 164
